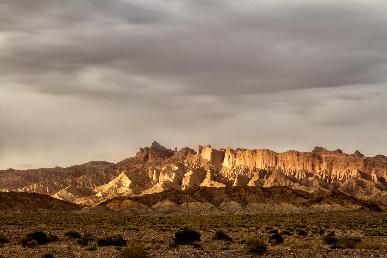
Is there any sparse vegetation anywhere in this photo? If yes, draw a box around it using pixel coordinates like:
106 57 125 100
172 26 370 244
213 230 232 241
0 235 9 244
297 229 308 237
86 241 98 251
337 236 362 249
324 235 361 249
121 243 148 258
280 229 293 236
356 241 387 250
21 231 48 246
174 227 201 245
363 229 386 236
323 235 338 245
20 231 58 247
0 210 384 256
245 237 268 254
78 233 95 246
24 239 38 247
286 238 324 250
98 234 126 246
65 230 81 239
47 234 59 243
269 232 284 244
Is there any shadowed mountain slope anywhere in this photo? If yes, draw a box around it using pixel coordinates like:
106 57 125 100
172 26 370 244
99 186 382 214
0 192 81 211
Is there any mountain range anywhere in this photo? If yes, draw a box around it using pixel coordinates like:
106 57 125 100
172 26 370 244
1 142 386 209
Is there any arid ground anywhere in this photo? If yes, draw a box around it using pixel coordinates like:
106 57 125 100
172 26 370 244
0 210 386 258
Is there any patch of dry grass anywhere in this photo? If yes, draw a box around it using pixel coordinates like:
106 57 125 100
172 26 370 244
356 241 387 250
285 238 325 249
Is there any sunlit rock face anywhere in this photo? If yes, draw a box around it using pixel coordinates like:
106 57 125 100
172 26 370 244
181 170 206 190
0 142 386 205
219 146 386 186
198 145 225 170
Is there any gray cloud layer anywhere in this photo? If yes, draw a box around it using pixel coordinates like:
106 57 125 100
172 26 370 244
0 0 386 169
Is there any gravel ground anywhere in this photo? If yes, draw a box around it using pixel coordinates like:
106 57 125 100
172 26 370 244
0 211 386 257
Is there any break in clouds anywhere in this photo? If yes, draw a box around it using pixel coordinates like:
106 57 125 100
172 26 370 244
0 0 386 169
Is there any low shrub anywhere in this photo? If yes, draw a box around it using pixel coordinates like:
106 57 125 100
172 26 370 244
47 234 59 243
42 253 54 258
98 234 126 247
280 230 293 236
364 229 386 236
121 243 148 258
268 229 279 234
191 241 202 249
174 227 201 245
323 235 338 245
78 233 95 246
0 235 9 244
334 236 361 249
324 235 361 249
21 231 48 246
65 230 82 239
297 229 308 237
269 233 284 244
213 230 232 241
245 237 267 254
86 241 98 251
24 239 38 247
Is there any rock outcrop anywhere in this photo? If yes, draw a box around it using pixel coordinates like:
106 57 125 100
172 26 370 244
0 142 386 206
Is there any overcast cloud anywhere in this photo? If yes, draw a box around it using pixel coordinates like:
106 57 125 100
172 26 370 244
0 0 386 169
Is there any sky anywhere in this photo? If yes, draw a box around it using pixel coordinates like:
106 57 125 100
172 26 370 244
1 0 387 169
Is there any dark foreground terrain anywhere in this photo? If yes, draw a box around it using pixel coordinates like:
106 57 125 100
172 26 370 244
0 211 386 257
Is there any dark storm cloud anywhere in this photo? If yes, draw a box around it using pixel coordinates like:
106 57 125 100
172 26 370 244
2 0 387 95
0 0 166 30
0 0 386 168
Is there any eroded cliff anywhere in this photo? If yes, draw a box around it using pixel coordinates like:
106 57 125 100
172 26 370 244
0 142 386 206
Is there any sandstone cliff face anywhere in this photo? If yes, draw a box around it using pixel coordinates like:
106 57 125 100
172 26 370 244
0 142 386 206
219 147 386 184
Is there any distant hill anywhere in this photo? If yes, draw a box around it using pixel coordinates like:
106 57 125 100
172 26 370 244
1 142 386 207
0 192 81 211
98 186 383 214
